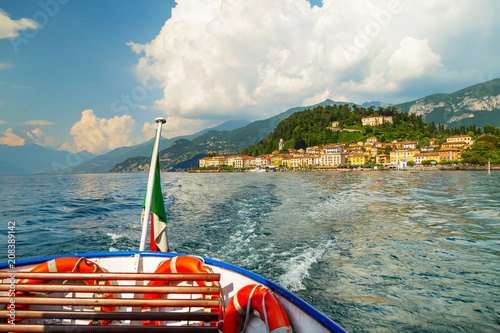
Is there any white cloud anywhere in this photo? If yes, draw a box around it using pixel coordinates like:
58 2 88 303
0 120 6 125
388 37 442 81
302 89 352 106
130 0 500 134
0 62 10 70
26 128 55 147
0 128 25 146
69 110 136 153
57 141 73 152
142 122 157 140
0 9 40 39
24 120 55 126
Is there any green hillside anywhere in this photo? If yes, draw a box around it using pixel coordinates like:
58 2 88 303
240 103 499 157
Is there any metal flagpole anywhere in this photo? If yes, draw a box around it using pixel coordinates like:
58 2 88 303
139 117 166 252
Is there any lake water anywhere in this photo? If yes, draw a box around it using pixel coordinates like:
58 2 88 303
1 171 499 332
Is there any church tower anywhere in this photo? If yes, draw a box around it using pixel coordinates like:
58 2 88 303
279 138 284 151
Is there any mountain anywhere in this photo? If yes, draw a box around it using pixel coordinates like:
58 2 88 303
0 144 94 175
110 100 348 172
72 119 251 173
395 78 500 129
362 101 392 108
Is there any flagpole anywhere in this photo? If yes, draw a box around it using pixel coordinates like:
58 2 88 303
139 117 166 252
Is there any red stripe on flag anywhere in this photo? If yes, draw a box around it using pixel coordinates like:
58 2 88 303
150 212 159 252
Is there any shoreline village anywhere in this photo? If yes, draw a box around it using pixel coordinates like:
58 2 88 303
197 116 497 172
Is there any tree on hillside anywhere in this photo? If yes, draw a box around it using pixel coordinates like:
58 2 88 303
461 134 500 164
419 137 430 148
295 139 307 150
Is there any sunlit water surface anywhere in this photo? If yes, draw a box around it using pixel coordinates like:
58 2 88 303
1 171 499 332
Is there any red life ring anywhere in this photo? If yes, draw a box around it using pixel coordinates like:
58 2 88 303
141 255 222 326
16 257 115 325
222 284 293 333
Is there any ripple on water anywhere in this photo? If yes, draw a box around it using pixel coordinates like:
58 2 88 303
1 171 499 332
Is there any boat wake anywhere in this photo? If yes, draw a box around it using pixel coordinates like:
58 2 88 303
107 231 138 252
277 238 335 291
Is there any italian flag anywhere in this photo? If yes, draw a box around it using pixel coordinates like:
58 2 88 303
143 151 169 252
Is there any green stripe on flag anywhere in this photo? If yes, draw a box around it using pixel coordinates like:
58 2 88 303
143 133 167 224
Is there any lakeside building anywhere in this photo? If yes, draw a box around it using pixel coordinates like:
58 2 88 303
414 152 440 165
390 149 419 164
198 135 468 168
438 147 462 162
376 154 390 165
320 153 346 167
199 156 226 168
254 155 270 168
227 155 253 168
271 154 288 167
349 153 369 166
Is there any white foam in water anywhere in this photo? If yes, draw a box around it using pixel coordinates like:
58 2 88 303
107 232 121 240
277 239 335 291
107 232 124 252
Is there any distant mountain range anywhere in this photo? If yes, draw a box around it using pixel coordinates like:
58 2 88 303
71 119 251 173
1 78 498 174
0 144 94 175
395 78 500 129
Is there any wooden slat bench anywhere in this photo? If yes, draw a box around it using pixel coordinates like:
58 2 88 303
0 271 222 332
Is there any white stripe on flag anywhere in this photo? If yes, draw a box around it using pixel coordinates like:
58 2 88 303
152 213 168 252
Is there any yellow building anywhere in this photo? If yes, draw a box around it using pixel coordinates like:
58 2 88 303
349 153 368 166
199 156 226 168
441 141 468 149
390 149 418 164
270 155 286 167
199 157 208 168
287 156 301 168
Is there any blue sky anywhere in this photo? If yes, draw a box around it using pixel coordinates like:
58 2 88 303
0 0 499 154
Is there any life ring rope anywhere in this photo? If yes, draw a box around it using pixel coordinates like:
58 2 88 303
241 284 260 332
222 284 293 333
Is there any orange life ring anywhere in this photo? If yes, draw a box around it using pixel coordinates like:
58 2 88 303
222 284 293 333
141 255 222 326
16 257 115 325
